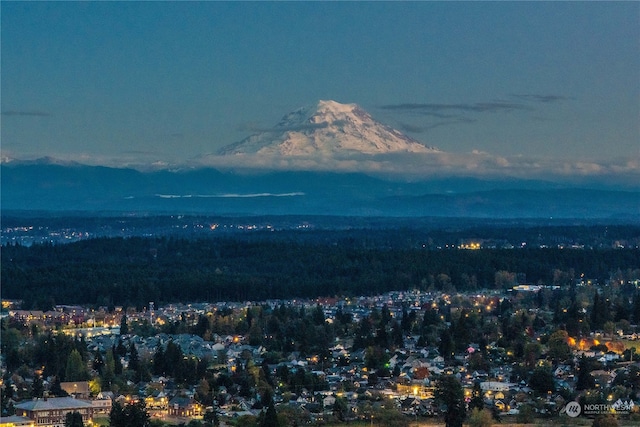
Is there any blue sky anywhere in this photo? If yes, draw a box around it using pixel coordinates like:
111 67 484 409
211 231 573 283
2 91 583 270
2 2 638 179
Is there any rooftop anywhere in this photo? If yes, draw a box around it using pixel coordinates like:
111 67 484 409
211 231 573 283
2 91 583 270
14 397 93 411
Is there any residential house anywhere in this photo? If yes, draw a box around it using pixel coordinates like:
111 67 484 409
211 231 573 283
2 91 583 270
167 396 203 418
91 392 113 415
322 395 336 408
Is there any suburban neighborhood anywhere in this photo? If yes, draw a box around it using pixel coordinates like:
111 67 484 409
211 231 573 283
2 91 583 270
2 278 640 426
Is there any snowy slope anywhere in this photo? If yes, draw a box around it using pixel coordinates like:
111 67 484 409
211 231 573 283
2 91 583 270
218 100 439 156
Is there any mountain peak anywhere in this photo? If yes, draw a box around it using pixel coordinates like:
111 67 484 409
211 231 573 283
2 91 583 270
316 99 357 113
218 100 439 156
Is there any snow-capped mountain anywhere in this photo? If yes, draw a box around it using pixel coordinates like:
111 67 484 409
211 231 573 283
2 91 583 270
218 100 439 156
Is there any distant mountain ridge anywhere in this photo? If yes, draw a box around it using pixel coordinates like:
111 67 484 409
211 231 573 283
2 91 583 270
218 100 438 156
2 161 638 219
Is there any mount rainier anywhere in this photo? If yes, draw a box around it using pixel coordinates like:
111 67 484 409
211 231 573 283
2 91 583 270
217 100 439 156
4 100 637 217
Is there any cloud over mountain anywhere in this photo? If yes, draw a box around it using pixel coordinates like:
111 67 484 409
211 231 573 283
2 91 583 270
194 149 639 185
183 99 637 184
5 99 636 186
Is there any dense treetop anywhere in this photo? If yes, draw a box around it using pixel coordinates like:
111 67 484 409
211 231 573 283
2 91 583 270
2 228 638 309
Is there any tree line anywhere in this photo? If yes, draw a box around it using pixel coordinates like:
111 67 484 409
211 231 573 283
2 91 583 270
2 235 639 309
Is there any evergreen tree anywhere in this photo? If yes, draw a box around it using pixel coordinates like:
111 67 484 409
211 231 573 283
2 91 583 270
333 396 349 422
576 357 596 390
469 382 484 412
439 328 455 361
50 376 67 397
64 411 85 427
112 346 123 376
364 346 389 371
128 400 150 427
353 317 373 350
529 366 556 395
120 314 129 335
436 375 466 427
203 407 219 427
75 336 89 362
93 352 105 374
109 402 126 427
65 349 87 381
591 291 611 331
259 390 279 427
452 309 472 352
116 340 127 357
400 305 411 332
312 304 325 326
193 314 209 338
128 342 139 373
102 350 116 386
164 340 184 380
246 308 254 328
391 320 404 348
152 344 165 376
523 342 542 368
109 401 149 427
1 377 15 416
591 292 601 329
422 305 440 328
547 330 571 361
380 304 392 327
374 326 389 348
31 374 44 398
613 296 630 322
632 292 640 324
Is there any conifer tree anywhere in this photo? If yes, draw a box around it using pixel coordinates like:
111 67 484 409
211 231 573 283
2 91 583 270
31 374 44 398
64 411 84 427
436 375 466 427
102 349 116 386
128 342 139 373
65 349 87 381
120 314 129 335
152 344 165 376
469 382 484 412
259 388 279 427
111 345 123 376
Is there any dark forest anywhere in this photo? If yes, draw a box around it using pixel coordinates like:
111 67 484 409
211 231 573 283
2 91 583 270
3 225 639 309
